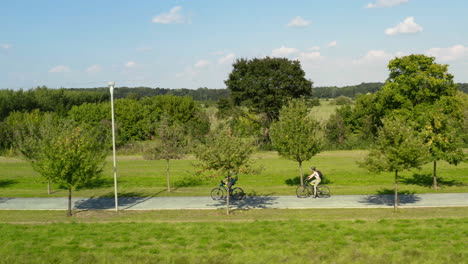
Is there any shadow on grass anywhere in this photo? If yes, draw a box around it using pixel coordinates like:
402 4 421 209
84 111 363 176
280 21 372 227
74 190 167 211
174 175 209 187
0 179 18 188
75 178 114 190
359 189 421 206
401 173 464 188
285 176 332 186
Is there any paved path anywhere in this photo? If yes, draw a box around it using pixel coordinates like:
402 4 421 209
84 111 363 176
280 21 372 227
0 193 467 210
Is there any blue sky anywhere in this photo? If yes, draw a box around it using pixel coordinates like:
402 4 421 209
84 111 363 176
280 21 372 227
1 0 467 89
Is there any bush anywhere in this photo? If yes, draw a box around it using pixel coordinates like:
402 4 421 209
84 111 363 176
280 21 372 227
332 96 353 105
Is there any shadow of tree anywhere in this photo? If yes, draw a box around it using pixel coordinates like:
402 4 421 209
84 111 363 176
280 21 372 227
401 173 464 188
74 190 166 210
0 179 18 188
359 189 421 206
0 198 12 204
207 193 278 209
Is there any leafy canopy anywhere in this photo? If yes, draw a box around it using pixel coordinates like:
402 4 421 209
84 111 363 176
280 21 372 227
225 57 313 124
270 99 322 164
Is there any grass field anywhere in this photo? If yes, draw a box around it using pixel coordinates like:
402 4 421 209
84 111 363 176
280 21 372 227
0 208 466 263
0 150 466 198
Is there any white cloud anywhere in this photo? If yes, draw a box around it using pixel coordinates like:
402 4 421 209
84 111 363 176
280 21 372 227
426 44 468 61
353 50 394 65
218 53 235 64
365 0 409 8
86 65 102 74
309 46 321 51
328 41 337 47
1 44 11 49
272 46 299 57
48 65 71 73
194 60 210 68
297 52 322 61
125 61 137 68
287 16 311 28
152 6 185 24
385 16 422 36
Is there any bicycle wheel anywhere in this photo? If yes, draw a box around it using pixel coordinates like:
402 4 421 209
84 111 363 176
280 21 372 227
296 185 312 198
210 187 225 200
230 187 245 200
317 185 330 198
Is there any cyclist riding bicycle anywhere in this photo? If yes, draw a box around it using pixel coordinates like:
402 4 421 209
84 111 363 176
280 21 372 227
222 176 237 188
306 166 321 198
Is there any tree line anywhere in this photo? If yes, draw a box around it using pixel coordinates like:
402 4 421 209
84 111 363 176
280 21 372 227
0 55 466 215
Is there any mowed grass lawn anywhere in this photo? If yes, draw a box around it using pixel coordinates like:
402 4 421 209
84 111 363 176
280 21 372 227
0 150 467 198
0 208 467 264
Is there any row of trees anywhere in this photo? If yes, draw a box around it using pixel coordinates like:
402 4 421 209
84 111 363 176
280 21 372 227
1 54 466 215
217 55 462 212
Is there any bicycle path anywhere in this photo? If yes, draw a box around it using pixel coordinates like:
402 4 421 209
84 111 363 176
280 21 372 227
0 193 467 210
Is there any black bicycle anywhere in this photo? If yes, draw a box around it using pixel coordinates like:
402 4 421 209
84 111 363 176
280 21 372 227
296 181 330 198
211 180 245 200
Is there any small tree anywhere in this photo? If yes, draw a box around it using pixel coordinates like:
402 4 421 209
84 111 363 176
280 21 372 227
144 115 187 192
30 120 108 216
362 117 429 210
194 128 257 215
10 111 57 194
270 99 322 185
415 101 465 188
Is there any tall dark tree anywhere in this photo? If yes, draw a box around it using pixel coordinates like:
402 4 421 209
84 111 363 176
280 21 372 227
225 57 313 143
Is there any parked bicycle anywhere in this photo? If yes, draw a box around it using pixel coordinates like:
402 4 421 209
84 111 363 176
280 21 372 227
210 178 245 200
296 180 330 198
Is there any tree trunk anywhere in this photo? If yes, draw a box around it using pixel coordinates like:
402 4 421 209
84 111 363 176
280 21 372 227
432 161 438 189
299 161 304 186
394 170 398 212
67 187 72 217
166 159 171 192
226 175 230 216
47 180 51 195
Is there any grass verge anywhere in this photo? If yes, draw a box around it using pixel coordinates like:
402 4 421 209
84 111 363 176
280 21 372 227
0 208 466 264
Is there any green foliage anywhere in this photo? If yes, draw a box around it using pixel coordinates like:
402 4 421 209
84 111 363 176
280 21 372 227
144 115 188 161
363 117 429 173
30 121 108 189
382 54 457 111
225 57 313 126
331 96 353 105
312 82 383 98
67 95 209 145
194 128 257 177
0 87 108 120
413 103 465 165
270 99 322 164
6 110 55 157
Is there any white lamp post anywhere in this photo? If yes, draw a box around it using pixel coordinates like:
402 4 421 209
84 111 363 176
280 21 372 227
109 81 118 211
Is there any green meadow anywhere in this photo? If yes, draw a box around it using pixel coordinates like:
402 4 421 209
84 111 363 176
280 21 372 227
0 150 466 198
0 208 467 264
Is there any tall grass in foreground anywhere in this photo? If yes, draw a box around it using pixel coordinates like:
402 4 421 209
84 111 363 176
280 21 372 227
0 217 466 264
